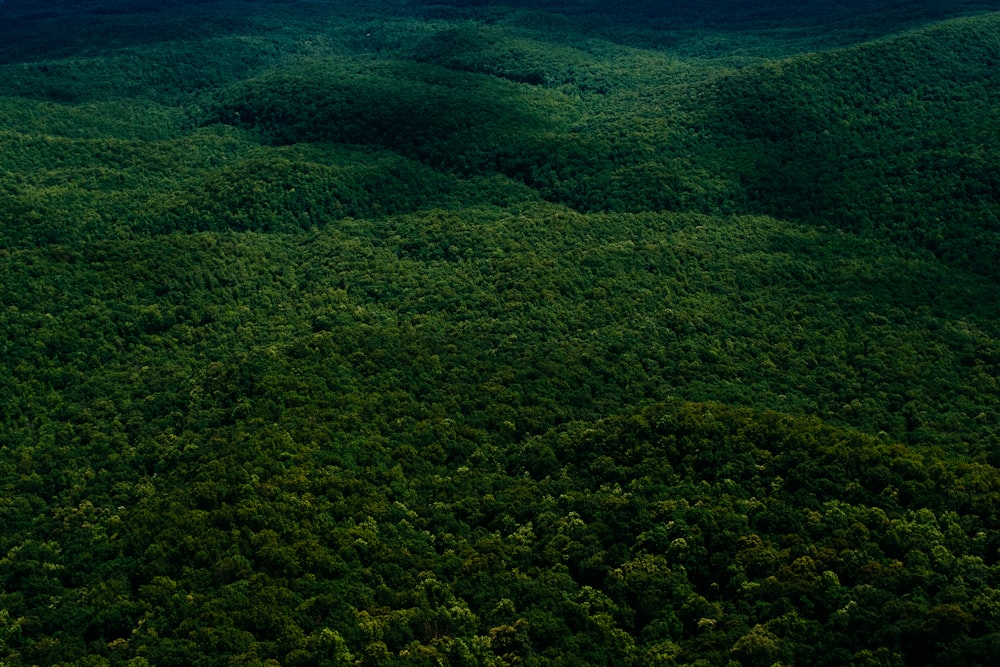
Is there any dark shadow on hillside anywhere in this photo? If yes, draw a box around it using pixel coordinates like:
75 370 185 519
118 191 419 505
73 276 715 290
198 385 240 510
210 59 564 175
703 12 1000 277
0 1 252 64
413 0 1000 52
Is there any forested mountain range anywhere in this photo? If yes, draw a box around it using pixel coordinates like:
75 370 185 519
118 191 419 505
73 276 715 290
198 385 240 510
1 0 999 664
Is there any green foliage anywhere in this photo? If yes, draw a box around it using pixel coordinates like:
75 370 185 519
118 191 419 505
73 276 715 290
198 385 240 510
701 13 1000 275
1 1 1000 665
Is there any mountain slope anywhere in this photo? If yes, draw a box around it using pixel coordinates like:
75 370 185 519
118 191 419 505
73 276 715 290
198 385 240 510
701 13 1000 274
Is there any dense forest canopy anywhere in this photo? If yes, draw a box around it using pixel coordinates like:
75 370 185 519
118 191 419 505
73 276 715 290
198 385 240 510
1 0 999 665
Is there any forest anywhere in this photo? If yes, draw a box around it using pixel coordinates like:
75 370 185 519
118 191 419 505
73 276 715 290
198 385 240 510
1 0 1000 664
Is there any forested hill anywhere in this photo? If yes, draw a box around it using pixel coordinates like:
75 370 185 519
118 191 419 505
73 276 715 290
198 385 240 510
1 0 1000 665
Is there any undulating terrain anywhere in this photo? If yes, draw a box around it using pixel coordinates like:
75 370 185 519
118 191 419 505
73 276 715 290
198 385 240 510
1 0 1000 664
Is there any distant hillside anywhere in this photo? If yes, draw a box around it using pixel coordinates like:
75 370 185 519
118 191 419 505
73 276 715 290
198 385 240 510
702 13 1000 275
